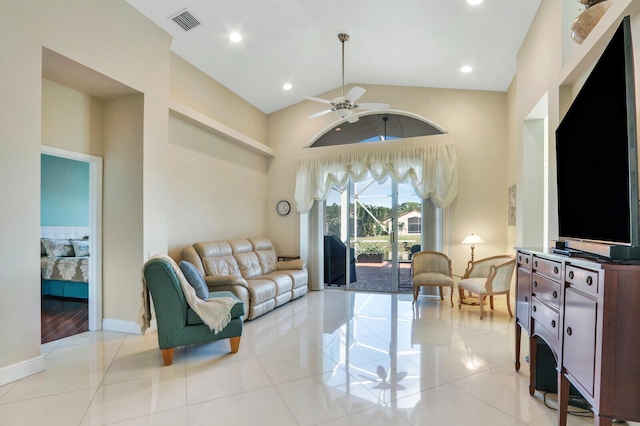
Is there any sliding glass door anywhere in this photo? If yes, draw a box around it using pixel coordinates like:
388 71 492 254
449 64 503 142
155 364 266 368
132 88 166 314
323 174 422 292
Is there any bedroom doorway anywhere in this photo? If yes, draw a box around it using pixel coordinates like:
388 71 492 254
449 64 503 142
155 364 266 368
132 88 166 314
40 146 103 342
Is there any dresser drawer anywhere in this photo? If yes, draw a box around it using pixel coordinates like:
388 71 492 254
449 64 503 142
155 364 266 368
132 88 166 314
531 297 560 341
517 252 532 268
533 256 562 282
566 265 598 295
532 273 561 310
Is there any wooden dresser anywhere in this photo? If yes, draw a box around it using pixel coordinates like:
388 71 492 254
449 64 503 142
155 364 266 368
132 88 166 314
515 248 640 426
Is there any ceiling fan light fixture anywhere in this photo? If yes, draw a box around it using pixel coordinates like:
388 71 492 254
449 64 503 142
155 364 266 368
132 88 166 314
282 83 292 90
336 108 351 119
460 65 473 73
229 32 242 43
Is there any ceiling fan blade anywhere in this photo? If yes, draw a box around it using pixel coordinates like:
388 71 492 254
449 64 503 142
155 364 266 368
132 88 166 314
308 109 333 118
346 112 359 123
303 96 333 105
345 86 366 103
356 102 390 110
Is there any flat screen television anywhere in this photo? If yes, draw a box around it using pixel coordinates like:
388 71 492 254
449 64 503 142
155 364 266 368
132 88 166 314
555 15 640 260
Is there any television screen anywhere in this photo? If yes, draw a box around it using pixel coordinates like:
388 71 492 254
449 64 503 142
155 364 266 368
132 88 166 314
556 17 638 246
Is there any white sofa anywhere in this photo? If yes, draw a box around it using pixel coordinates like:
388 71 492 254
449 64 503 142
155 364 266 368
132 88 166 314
181 238 308 320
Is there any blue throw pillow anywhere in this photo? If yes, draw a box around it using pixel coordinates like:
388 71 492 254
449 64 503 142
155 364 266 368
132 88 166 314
179 261 209 300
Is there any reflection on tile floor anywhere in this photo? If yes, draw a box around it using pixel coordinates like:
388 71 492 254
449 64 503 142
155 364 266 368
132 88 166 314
0 290 597 426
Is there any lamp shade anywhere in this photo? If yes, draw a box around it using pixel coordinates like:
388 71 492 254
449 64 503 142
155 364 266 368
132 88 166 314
461 234 485 245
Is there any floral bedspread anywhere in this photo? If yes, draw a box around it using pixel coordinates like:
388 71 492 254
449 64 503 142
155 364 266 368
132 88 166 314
41 256 89 282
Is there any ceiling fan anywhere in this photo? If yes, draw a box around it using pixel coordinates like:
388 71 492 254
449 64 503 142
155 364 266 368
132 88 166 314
304 33 389 123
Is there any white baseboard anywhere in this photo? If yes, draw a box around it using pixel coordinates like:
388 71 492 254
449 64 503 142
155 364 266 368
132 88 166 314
0 355 45 387
102 318 156 335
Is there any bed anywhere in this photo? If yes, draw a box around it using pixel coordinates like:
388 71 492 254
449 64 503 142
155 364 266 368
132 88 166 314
40 226 90 299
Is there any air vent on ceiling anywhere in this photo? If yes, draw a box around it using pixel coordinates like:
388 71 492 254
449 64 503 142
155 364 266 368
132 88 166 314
170 10 201 32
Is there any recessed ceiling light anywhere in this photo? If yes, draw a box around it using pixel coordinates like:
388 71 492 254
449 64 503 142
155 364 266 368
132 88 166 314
229 32 242 43
461 65 473 73
282 83 292 90
467 0 483 5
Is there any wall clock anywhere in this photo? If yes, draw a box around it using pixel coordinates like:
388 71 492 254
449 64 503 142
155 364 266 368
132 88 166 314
277 200 291 216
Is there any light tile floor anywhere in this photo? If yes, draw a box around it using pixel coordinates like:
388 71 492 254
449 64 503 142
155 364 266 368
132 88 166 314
0 290 598 426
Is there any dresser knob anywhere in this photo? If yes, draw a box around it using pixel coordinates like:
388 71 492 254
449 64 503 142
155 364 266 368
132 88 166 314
554 266 559 274
524 296 528 302
533 305 537 312
587 276 593 286
551 320 556 328
526 258 529 264
567 327 573 336
553 291 558 299
569 270 574 279
534 281 538 288
534 260 538 267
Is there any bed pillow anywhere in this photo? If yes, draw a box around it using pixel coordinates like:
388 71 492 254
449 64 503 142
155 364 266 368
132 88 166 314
42 238 75 257
179 261 209 300
71 240 90 257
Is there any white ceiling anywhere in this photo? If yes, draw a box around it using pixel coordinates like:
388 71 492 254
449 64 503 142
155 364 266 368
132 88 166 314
126 0 542 114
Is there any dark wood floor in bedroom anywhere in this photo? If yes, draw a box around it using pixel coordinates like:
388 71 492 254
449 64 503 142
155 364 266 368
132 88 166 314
41 296 89 344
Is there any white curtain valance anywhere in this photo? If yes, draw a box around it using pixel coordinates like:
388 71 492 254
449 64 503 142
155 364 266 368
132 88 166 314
294 144 458 213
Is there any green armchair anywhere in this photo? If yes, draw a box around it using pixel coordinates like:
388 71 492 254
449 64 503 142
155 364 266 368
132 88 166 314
143 257 244 365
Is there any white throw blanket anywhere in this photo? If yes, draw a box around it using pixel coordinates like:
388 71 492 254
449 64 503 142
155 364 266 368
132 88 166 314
138 255 238 335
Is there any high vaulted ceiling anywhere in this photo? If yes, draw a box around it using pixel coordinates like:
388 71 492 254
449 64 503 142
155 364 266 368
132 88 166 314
126 0 542 114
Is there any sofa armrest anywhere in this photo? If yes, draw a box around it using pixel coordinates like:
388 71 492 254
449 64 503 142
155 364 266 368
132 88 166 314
181 245 206 276
277 259 306 271
204 275 248 288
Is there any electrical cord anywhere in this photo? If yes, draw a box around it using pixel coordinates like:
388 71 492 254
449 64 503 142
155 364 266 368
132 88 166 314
542 392 626 423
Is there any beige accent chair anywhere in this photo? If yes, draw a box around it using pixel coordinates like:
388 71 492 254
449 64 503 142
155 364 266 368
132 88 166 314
411 251 454 306
457 255 516 320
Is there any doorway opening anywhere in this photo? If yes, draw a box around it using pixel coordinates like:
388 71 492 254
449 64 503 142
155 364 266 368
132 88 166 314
323 173 423 292
40 146 103 343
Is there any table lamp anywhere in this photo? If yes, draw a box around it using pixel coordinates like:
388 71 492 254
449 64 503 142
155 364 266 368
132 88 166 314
461 233 484 262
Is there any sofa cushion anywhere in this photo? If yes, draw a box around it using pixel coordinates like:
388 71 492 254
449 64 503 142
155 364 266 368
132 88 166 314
202 255 241 277
229 239 253 254
179 260 209 300
246 279 277 304
234 251 263 279
255 248 278 275
195 241 241 277
186 291 245 324
262 271 293 295
279 269 308 289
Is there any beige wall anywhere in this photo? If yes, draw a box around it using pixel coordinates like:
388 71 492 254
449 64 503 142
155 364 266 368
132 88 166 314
0 0 171 376
266 84 510 274
167 116 269 259
169 54 268 144
102 95 145 321
42 79 105 156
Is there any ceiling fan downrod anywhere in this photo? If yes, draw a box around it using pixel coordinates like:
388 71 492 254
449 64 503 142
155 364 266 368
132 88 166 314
338 33 349 98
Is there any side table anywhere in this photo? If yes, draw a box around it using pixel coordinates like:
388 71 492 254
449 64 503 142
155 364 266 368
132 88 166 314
278 255 300 261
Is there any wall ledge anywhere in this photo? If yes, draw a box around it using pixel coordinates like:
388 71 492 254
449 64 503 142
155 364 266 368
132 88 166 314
169 101 275 158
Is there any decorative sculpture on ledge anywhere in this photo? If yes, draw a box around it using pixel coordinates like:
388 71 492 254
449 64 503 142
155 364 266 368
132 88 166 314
571 0 613 44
